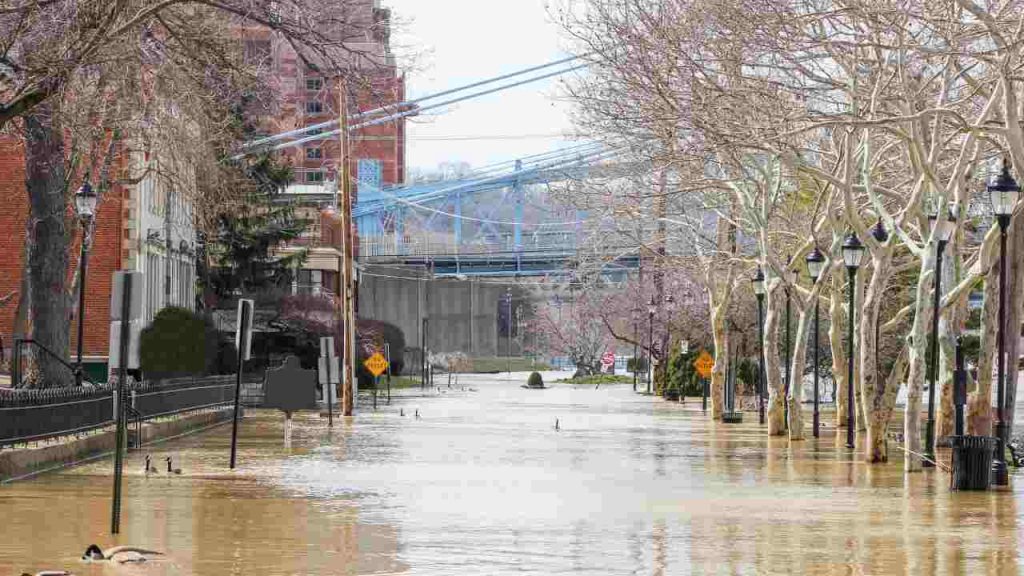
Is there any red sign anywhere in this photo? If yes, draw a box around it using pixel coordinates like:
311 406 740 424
601 352 615 368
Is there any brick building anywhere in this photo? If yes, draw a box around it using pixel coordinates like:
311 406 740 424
0 0 405 375
258 0 406 297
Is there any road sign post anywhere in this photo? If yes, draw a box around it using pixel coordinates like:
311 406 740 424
365 351 389 409
384 343 392 405
109 270 142 535
600 351 615 374
694 350 714 415
365 352 389 379
230 299 254 470
319 337 338 426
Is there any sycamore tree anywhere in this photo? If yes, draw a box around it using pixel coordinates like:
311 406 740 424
560 0 1024 468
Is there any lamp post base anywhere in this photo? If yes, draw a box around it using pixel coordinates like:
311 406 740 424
993 422 1010 486
992 459 1009 486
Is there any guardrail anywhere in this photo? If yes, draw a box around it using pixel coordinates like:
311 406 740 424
0 376 236 448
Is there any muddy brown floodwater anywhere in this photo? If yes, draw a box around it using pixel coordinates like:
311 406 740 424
1 372 1021 575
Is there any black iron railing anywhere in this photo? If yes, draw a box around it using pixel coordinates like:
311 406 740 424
0 376 236 448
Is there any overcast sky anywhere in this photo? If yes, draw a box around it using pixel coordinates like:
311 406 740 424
383 0 578 173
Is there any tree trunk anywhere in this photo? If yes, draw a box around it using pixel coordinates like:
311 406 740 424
861 251 893 462
764 280 786 436
968 267 998 436
788 301 812 441
24 104 72 389
904 258 935 473
936 249 964 442
829 275 848 429
710 295 729 419
1002 212 1024 436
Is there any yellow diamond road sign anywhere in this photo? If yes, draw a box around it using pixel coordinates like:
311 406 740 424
694 350 714 379
364 352 389 377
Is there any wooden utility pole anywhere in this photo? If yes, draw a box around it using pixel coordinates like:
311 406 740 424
339 81 357 416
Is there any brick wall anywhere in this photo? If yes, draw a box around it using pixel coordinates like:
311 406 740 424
0 137 125 359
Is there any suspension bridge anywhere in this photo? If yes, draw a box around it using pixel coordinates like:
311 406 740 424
243 55 643 278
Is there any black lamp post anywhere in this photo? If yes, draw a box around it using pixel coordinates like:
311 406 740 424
842 232 866 449
632 304 640 391
752 267 766 425
74 181 97 386
871 220 888 411
647 296 656 394
806 247 825 438
505 287 513 378
665 293 676 345
783 258 793 430
665 294 676 397
924 207 957 467
990 159 1019 486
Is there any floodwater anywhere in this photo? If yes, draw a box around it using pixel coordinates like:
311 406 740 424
1 372 1022 575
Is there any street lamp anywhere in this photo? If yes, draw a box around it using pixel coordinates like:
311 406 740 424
806 247 826 438
871 219 888 417
505 287 513 378
665 293 676 342
632 305 641 391
842 232 866 449
752 267 766 425
990 159 1019 485
647 295 656 394
74 181 97 386
924 207 957 467
783 257 793 430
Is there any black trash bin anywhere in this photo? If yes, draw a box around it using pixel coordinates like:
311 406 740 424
949 435 998 491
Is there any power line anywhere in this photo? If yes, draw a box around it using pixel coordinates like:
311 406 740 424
409 133 572 141
236 54 590 154
267 64 587 154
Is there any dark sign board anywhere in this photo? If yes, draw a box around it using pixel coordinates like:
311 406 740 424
264 356 319 412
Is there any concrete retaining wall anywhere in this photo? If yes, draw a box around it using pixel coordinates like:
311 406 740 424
0 408 233 483
359 265 529 358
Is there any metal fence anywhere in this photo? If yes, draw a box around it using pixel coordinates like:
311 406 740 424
0 376 237 448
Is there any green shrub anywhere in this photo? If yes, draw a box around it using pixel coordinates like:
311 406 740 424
140 307 221 378
736 357 760 395
666 348 704 397
627 357 648 373
527 371 544 388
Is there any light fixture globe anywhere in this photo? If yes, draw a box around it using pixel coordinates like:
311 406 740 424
806 247 825 281
665 294 676 311
989 159 1020 218
842 232 865 269
647 296 657 316
751 267 766 296
75 182 98 219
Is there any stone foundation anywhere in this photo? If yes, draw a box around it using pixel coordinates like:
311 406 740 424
0 407 233 482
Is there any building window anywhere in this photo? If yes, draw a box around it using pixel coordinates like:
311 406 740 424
306 126 324 136
306 78 323 91
305 171 324 183
305 101 323 114
306 147 323 160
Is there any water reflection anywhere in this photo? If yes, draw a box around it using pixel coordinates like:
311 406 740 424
0 374 1022 575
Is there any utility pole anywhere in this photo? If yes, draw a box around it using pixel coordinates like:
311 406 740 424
339 81 357 417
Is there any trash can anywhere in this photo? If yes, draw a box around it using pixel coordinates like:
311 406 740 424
949 435 997 491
